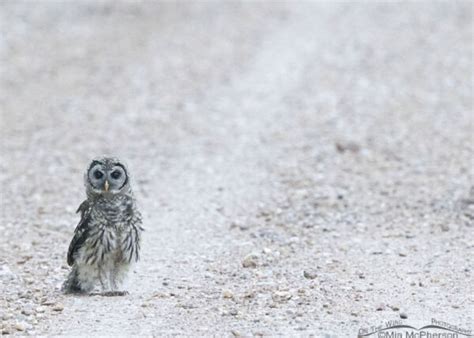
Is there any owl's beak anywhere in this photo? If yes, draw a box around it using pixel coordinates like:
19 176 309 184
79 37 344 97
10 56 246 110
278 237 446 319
104 180 110 192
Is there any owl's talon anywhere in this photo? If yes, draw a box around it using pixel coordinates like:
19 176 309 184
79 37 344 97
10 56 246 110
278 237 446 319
100 291 129 297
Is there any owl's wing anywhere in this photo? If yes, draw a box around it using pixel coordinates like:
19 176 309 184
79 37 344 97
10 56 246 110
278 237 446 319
76 200 90 217
67 200 91 266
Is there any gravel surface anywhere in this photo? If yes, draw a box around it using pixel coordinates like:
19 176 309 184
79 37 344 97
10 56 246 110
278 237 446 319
1 1 473 336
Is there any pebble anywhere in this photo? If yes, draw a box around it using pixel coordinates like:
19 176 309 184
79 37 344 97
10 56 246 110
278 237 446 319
400 312 408 319
14 322 26 331
41 299 55 306
272 291 292 303
151 292 169 299
231 222 249 231
222 290 234 299
21 308 33 316
303 270 317 279
0 265 16 281
242 253 259 268
335 141 360 153
178 303 197 310
52 304 64 312
231 329 241 336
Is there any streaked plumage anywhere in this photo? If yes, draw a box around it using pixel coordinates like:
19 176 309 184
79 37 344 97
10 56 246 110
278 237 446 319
63 157 143 295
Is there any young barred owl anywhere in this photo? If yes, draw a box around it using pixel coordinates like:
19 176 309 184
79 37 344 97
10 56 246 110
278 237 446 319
62 157 143 296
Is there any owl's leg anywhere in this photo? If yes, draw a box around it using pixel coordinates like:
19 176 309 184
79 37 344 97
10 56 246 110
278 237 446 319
98 265 110 293
110 266 119 292
102 263 130 296
93 262 128 296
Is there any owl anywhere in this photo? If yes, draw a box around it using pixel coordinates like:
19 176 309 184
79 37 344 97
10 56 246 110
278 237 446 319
62 157 143 296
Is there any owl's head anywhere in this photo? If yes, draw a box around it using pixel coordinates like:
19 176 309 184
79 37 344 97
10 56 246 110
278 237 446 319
85 157 131 197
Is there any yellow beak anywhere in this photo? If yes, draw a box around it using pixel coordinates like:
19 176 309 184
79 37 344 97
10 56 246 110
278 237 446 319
104 180 110 192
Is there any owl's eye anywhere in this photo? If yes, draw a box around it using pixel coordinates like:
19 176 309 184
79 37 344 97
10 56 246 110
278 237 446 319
93 170 104 179
111 170 121 179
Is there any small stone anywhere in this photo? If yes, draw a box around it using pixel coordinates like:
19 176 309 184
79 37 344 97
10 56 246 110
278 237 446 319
242 253 259 268
178 303 197 310
243 290 255 299
52 304 64 312
390 305 400 311
400 312 408 319
24 277 35 285
231 222 249 231
231 330 241 337
272 291 292 303
376 303 386 311
440 224 450 232
15 323 25 331
35 307 45 313
229 308 238 316
303 270 317 279
41 299 55 306
399 253 407 257
0 265 16 281
150 292 169 299
335 141 360 153
21 308 33 316
222 290 234 299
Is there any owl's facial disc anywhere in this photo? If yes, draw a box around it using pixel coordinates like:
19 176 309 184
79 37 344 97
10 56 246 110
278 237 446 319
87 159 129 195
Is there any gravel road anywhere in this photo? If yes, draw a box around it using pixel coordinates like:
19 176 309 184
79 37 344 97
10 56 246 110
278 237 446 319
1 1 473 336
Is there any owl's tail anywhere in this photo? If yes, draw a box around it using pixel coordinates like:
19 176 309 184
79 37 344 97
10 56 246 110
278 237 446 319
62 266 83 294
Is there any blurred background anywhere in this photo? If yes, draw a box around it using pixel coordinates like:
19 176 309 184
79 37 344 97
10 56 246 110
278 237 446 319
0 1 472 336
